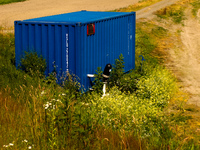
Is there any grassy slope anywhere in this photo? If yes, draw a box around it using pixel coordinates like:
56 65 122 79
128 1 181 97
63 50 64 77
118 0 200 147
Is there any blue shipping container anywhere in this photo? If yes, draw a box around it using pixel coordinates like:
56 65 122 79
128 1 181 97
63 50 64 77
15 10 136 90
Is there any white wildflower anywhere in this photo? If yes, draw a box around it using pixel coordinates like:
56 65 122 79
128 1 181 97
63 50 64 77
41 90 45 96
56 99 61 102
62 93 66 96
22 139 28 143
28 146 32 149
9 143 14 146
43 103 49 109
3 145 8 148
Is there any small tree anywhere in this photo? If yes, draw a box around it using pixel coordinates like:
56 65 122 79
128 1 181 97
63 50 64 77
109 54 125 87
92 67 103 94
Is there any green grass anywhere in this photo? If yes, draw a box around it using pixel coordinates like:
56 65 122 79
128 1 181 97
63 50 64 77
191 0 200 17
155 4 186 24
0 0 25 5
114 0 162 12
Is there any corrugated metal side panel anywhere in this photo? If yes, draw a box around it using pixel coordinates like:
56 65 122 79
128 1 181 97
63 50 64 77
75 13 135 90
15 22 75 77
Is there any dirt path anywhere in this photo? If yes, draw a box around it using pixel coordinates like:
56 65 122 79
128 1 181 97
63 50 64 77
0 0 140 27
167 8 200 107
136 1 200 107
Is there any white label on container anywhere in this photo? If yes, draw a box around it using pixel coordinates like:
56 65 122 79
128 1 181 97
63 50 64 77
128 22 133 56
66 33 69 72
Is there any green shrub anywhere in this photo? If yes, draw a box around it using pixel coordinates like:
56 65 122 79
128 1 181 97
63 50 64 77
92 67 104 94
88 87 174 144
62 72 81 96
119 70 141 93
136 66 177 108
19 51 47 78
109 54 125 87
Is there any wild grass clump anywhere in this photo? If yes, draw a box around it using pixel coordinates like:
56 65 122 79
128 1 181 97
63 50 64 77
191 0 200 17
114 0 161 12
0 0 25 5
155 2 187 24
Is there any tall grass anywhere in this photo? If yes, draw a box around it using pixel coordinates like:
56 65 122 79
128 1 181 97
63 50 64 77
154 0 192 24
114 0 162 12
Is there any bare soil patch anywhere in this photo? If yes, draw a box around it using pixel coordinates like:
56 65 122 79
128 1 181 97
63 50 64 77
0 0 140 27
169 8 200 106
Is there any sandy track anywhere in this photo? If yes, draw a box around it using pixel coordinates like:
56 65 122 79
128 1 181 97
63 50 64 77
168 8 200 106
0 0 140 27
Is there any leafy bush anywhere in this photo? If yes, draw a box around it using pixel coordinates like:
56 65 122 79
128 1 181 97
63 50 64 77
136 66 177 108
88 87 174 146
62 72 81 96
119 70 141 93
109 54 125 87
19 51 47 78
92 67 104 94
